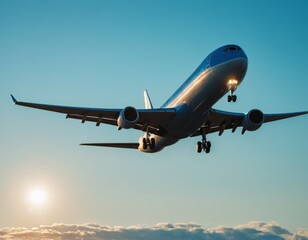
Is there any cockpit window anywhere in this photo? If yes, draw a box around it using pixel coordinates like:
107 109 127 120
223 46 242 52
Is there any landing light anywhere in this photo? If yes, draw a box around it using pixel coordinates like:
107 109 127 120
228 79 238 85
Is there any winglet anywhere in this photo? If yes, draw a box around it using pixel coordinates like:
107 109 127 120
10 94 17 104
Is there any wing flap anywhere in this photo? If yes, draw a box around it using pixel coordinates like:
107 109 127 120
66 113 118 126
190 108 245 136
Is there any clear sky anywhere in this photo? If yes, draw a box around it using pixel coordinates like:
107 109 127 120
0 0 307 235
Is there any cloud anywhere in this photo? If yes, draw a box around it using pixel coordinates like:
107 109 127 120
0 222 308 240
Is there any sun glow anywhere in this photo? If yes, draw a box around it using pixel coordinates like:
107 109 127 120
29 188 47 206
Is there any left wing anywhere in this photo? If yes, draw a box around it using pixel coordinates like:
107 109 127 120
11 95 176 136
191 108 307 137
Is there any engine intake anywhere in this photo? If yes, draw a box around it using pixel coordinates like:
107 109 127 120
117 106 139 129
242 109 264 131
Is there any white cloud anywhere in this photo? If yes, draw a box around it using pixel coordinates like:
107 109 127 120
0 222 308 240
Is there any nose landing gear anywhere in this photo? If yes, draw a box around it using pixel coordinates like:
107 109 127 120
227 79 238 102
227 94 237 102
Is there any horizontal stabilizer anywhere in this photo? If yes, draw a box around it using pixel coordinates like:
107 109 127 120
80 142 139 149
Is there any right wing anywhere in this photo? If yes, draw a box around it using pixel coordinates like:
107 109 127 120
11 95 176 136
191 108 307 137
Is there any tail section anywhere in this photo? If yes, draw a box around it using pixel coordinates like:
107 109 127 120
144 90 153 109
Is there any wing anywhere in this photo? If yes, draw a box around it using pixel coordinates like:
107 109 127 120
191 108 308 137
11 95 176 136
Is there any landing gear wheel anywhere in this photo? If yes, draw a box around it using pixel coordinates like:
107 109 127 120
149 138 155 150
196 141 211 153
228 95 237 102
205 141 211 153
142 138 147 150
196 141 202 153
197 127 212 154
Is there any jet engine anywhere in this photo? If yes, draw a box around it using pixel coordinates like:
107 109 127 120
117 106 139 129
242 109 264 131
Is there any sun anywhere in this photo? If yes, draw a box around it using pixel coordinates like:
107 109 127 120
29 188 47 206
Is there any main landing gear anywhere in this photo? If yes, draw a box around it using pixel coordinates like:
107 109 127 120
196 140 211 153
142 137 155 150
196 128 211 153
142 126 155 150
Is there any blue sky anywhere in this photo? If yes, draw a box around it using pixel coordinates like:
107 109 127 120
0 0 307 233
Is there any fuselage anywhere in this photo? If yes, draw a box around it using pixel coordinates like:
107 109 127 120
138 44 248 152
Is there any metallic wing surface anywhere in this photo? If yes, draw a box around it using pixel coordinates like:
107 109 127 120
191 108 308 137
11 95 176 136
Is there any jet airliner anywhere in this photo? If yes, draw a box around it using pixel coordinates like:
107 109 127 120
11 45 307 153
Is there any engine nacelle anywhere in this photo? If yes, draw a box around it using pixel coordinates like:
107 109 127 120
242 109 264 131
117 106 139 129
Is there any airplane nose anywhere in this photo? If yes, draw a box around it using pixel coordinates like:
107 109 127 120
210 45 248 68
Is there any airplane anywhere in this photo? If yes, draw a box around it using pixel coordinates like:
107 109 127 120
11 44 307 154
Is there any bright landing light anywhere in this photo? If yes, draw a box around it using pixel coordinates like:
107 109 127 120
228 79 238 85
29 188 47 206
